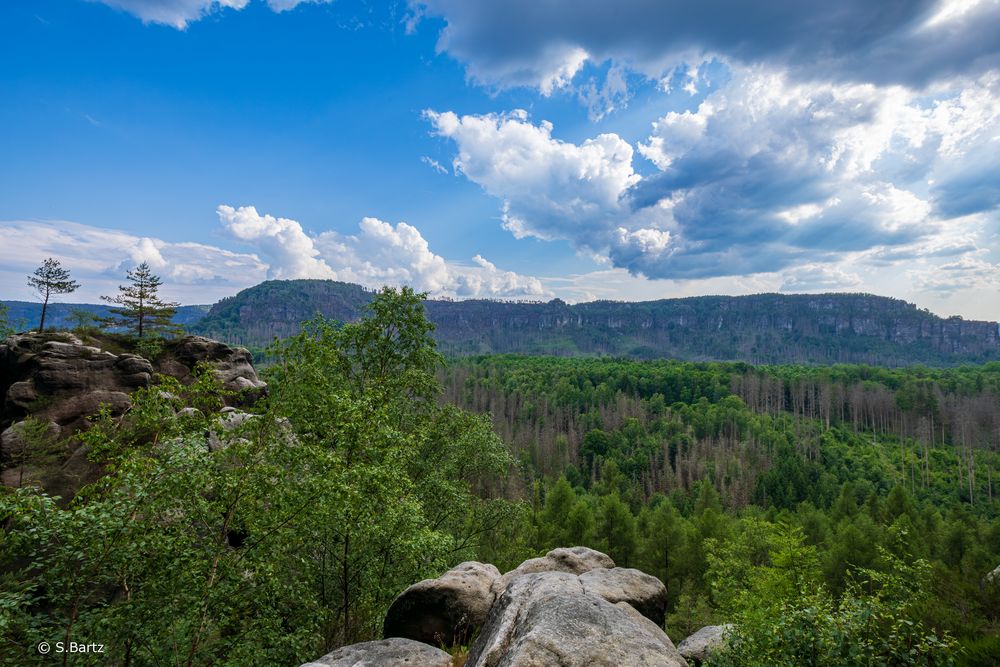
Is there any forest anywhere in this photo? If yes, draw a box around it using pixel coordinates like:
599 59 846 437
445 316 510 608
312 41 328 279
1 289 998 665
441 355 1000 662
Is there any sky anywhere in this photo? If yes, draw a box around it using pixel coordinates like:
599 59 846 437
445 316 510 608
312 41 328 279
1 0 999 320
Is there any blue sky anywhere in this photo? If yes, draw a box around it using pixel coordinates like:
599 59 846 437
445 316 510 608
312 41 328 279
1 1 999 321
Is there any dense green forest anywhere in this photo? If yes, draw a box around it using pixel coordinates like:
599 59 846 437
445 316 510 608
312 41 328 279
2 291 998 665
441 355 1000 662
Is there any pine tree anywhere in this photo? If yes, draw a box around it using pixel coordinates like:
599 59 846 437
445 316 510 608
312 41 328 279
101 262 179 338
27 258 79 331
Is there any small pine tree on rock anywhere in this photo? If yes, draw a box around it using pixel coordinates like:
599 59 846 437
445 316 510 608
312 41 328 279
101 262 180 339
27 258 79 331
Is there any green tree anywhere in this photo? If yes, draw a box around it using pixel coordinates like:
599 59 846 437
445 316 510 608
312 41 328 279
639 499 686 599
67 307 100 331
597 491 637 566
0 287 514 664
0 302 12 337
540 477 577 546
101 261 179 338
27 257 79 331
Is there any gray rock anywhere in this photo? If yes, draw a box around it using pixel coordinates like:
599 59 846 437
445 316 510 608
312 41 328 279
1 419 61 459
384 561 501 646
677 624 732 665
467 571 686 667
207 410 257 451
1 331 267 498
579 567 668 625
301 638 452 667
613 602 687 663
987 564 1000 583
494 546 615 595
163 335 266 397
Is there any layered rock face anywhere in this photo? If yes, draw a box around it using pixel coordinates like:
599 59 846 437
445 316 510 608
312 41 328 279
314 547 695 667
0 332 265 497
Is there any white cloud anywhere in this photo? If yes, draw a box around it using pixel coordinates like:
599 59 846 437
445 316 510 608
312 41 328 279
96 0 249 29
217 205 337 279
779 264 864 292
219 204 548 298
424 108 664 266
907 253 1000 293
420 156 449 174
0 219 267 303
430 66 1000 286
94 0 330 28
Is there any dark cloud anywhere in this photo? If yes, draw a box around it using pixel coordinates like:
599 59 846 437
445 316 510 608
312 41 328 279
413 0 1000 89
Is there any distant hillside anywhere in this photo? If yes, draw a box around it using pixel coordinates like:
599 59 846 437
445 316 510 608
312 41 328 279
1 300 211 330
189 280 1000 366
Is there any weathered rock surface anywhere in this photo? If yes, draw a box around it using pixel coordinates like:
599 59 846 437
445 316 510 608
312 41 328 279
466 571 687 667
158 335 266 396
0 331 266 497
493 546 615 595
384 561 501 646
579 566 669 625
677 624 732 665
300 638 451 667
301 548 689 667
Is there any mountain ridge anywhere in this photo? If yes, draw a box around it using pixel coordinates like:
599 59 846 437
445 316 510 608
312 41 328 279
189 279 999 366
7 281 998 366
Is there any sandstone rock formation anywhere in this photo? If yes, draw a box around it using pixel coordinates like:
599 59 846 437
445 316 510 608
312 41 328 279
300 638 452 667
383 561 501 646
314 547 688 667
467 570 687 667
677 624 732 665
157 335 266 396
578 566 669 625
0 331 266 496
492 546 615 595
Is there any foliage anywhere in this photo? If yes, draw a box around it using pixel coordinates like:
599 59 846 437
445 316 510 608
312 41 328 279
67 308 101 332
0 287 514 665
26 257 79 331
101 261 180 339
461 355 999 654
706 538 958 666
0 302 13 337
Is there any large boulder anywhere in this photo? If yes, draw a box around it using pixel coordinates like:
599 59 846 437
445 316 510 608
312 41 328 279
466 571 687 667
493 546 615 595
384 561 501 646
300 638 452 667
579 567 669 625
677 624 732 665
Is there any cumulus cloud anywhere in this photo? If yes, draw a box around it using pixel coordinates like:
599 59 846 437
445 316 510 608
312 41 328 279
217 205 337 279
411 0 1000 93
425 108 663 266
429 65 1000 282
0 219 268 303
219 205 548 298
94 0 329 28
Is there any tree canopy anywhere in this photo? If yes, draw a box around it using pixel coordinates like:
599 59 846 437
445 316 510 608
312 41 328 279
27 257 79 331
101 261 179 338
